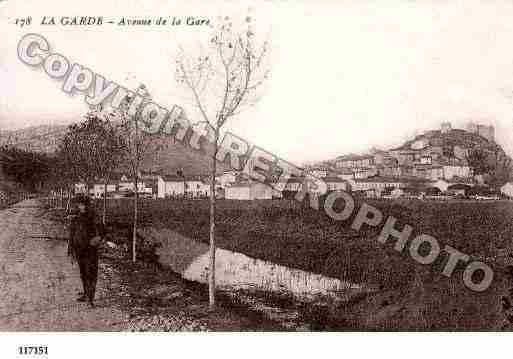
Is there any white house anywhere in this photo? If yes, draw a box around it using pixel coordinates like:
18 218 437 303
501 182 513 198
335 154 374 169
350 176 408 192
215 171 238 187
157 175 185 198
90 183 117 198
353 167 378 179
117 174 147 193
443 165 471 180
225 181 274 200
75 182 116 198
157 174 215 198
75 175 152 198
185 177 211 198
324 176 348 191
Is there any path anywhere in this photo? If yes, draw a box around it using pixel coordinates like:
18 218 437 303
0 200 128 331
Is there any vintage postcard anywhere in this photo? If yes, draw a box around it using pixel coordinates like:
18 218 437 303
1 0 513 357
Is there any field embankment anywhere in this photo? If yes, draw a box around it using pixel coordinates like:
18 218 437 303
99 198 513 330
139 226 362 299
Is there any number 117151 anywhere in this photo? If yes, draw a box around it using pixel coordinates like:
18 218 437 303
18 346 48 355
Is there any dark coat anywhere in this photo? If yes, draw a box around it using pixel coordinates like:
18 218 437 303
68 208 105 259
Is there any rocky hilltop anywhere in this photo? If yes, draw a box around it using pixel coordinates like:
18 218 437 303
313 122 513 188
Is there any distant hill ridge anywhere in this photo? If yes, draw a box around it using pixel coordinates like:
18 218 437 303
0 124 68 153
0 123 228 176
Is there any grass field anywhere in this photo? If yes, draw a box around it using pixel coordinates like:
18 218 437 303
98 197 513 330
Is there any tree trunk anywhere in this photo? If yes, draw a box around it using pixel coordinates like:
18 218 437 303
209 129 219 311
103 179 108 225
65 188 71 213
132 107 140 263
132 175 138 263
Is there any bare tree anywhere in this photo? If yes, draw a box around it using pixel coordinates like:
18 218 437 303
57 112 125 216
54 142 80 211
117 84 152 263
175 15 270 310
93 109 126 225
57 115 102 196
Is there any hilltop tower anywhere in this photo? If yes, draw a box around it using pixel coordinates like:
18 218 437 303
477 124 495 142
466 121 478 134
466 121 494 142
441 122 452 134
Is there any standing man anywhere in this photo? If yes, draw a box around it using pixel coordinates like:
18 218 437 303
68 195 105 307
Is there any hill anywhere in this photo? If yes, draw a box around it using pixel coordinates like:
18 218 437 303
320 124 513 188
401 128 502 155
0 123 227 177
132 133 227 175
407 128 513 186
0 124 68 153
0 153 16 193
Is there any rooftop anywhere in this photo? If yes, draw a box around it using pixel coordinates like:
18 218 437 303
335 167 355 175
161 174 184 182
414 164 443 169
323 176 347 183
336 154 374 161
353 176 430 184
161 174 211 182
447 176 476 184
228 181 270 188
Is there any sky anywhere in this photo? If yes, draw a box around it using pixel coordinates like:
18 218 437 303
1 0 513 164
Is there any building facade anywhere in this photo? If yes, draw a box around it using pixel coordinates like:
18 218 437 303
225 182 274 200
335 154 374 169
157 175 186 198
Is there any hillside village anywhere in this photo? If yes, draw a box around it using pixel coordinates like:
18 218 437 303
62 120 512 201
1 120 512 201
71 168 348 201
306 120 513 199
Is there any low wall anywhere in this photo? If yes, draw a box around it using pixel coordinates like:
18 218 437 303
140 227 361 299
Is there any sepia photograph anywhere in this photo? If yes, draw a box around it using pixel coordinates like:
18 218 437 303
1 0 513 357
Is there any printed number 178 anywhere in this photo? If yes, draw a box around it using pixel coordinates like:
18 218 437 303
14 17 32 27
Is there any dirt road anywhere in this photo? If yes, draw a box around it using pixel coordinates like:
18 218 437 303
0 200 128 331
